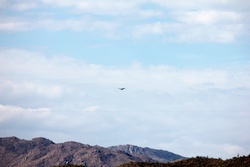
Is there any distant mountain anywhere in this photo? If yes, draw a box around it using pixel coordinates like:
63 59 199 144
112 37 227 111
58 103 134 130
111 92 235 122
3 136 248 167
0 137 153 167
108 144 185 162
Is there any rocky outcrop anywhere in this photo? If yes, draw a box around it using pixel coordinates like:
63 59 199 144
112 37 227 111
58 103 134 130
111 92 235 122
108 144 185 162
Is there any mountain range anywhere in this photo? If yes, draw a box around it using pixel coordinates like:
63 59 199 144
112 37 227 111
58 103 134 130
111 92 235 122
108 145 183 162
0 136 185 167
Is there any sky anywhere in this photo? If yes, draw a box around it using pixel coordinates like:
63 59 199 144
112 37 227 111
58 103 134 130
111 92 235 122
0 0 250 159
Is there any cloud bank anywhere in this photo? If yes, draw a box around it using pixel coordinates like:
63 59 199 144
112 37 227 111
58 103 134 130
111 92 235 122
0 0 249 42
0 48 250 158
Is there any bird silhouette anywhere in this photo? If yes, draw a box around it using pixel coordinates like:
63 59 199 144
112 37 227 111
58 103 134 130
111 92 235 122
118 88 125 90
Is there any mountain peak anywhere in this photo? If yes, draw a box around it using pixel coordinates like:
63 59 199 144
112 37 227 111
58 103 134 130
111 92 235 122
31 137 55 146
109 144 144 155
0 136 20 142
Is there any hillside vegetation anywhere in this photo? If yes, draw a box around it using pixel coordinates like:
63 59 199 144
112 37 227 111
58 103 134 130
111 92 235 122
53 155 250 167
118 155 250 167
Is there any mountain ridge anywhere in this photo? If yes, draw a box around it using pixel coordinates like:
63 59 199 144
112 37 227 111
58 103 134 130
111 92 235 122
0 136 184 167
108 144 185 162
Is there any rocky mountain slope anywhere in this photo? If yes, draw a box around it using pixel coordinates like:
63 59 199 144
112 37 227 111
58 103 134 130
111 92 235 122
0 137 184 167
108 145 185 162
0 137 152 167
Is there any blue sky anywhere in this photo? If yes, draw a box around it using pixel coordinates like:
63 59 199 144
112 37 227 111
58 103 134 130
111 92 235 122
0 0 250 159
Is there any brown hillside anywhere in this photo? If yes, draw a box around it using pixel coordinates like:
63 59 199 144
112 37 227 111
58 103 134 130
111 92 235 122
0 137 152 167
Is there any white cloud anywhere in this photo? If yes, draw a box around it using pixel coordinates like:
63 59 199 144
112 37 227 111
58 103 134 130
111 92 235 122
4 11 244 43
0 16 33 32
133 9 247 42
1 48 250 93
158 140 250 159
176 10 241 26
172 10 245 42
138 9 165 18
0 15 119 38
133 22 178 38
39 0 139 15
80 106 100 112
0 48 250 158
2 0 249 13
1 0 250 158
150 0 250 12
1 0 249 42
0 104 51 123
0 0 39 11
0 80 62 98
221 144 247 157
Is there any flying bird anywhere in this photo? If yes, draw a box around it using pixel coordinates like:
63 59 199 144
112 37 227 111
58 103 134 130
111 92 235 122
118 88 125 90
